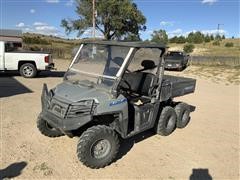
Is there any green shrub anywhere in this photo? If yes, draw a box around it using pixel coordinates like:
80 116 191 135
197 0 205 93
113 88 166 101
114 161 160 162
213 41 220 46
225 42 234 47
187 31 204 44
183 43 195 53
23 36 51 45
29 46 41 51
204 35 211 43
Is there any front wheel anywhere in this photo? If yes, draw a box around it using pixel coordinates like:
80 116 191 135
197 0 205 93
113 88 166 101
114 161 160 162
77 125 119 169
37 116 64 137
19 63 37 78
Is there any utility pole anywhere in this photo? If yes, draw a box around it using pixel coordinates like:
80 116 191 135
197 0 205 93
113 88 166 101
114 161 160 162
92 0 96 39
217 23 224 38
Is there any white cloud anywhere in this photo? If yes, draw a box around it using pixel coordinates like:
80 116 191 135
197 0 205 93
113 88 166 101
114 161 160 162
201 29 227 36
167 28 183 37
184 29 227 36
33 22 60 36
16 22 25 28
35 25 57 32
160 21 174 26
65 0 74 6
82 27 104 38
17 21 63 37
46 0 59 3
201 0 218 5
167 28 227 38
30 9 36 13
24 27 32 32
146 30 154 34
33 22 48 26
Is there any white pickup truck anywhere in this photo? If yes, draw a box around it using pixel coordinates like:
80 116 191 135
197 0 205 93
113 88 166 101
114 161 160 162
0 41 54 78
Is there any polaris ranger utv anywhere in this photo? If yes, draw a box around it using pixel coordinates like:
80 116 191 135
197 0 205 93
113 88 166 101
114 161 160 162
37 41 196 169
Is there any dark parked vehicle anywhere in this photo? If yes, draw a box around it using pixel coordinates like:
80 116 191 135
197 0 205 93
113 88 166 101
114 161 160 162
37 41 196 169
165 51 189 71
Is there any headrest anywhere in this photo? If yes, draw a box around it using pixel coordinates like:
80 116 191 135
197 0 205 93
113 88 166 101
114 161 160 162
141 60 156 69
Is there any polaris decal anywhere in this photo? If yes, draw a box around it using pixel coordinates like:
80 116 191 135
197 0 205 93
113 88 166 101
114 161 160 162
109 98 127 106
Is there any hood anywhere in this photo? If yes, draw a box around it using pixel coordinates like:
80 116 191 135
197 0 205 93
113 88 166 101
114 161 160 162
54 81 112 103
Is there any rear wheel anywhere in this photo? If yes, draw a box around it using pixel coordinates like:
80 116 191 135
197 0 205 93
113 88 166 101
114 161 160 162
37 116 64 137
77 125 119 169
175 102 191 128
156 106 177 136
19 63 37 78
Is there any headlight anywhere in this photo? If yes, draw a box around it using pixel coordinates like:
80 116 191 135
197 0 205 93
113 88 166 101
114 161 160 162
71 100 93 107
67 100 96 118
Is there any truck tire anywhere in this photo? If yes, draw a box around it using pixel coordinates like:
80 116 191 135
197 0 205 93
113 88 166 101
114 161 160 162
19 63 37 78
77 125 119 169
37 116 64 137
156 106 177 136
175 102 191 128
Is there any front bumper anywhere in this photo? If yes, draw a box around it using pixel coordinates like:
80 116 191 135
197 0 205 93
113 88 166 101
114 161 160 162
40 84 93 132
39 110 92 132
45 63 55 70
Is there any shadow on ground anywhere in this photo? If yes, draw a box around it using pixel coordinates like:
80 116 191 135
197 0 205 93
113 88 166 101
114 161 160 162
114 104 196 163
0 71 65 98
189 169 212 180
38 71 65 78
115 129 155 162
0 77 33 98
0 70 65 78
0 161 27 179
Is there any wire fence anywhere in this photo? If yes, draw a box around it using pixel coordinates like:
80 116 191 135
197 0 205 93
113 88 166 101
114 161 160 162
190 56 240 67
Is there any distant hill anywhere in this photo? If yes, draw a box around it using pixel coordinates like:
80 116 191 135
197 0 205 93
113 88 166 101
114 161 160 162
22 33 240 60
168 38 240 57
22 33 82 59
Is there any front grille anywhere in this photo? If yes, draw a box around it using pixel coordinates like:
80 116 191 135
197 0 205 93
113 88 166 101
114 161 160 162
46 97 97 119
66 102 97 118
67 105 91 118
48 98 69 118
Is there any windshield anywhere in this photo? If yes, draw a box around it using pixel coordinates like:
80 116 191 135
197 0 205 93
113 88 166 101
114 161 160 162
166 51 184 60
65 43 130 88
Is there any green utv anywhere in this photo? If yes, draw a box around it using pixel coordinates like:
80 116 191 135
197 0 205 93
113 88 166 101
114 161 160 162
37 41 196 169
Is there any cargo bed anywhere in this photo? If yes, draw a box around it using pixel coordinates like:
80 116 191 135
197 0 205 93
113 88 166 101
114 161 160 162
160 75 196 101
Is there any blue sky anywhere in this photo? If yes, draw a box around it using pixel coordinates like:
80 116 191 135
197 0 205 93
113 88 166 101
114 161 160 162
1 0 239 39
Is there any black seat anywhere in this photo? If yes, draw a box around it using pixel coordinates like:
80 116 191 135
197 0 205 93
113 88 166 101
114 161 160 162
120 59 157 105
122 72 155 97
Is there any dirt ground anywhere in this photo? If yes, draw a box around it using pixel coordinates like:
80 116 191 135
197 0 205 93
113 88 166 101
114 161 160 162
0 59 239 179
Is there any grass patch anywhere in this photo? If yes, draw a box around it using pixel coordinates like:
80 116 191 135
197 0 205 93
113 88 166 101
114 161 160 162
33 162 53 176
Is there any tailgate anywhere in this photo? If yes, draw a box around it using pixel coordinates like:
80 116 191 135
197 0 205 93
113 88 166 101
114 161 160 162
48 54 53 64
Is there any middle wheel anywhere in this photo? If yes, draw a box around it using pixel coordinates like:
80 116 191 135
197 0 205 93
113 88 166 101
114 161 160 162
156 106 177 136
